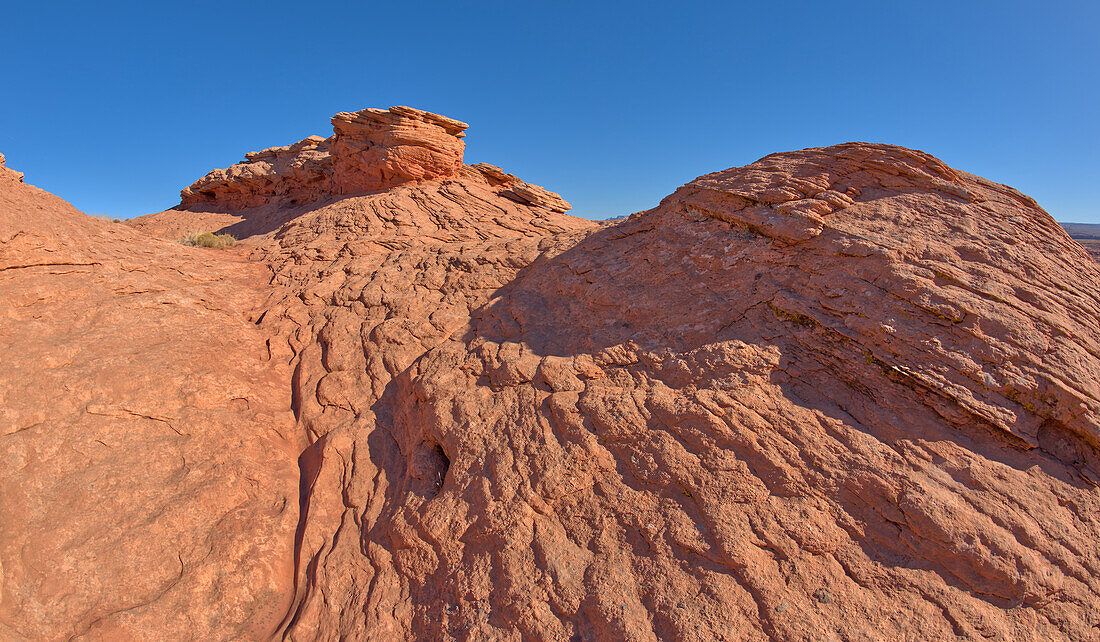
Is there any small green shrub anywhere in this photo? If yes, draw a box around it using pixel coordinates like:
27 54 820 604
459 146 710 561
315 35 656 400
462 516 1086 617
179 231 236 249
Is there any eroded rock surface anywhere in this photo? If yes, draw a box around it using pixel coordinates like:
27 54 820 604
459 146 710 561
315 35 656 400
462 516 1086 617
473 163 573 213
177 106 469 211
0 153 23 182
4 115 1100 641
129 108 571 243
0 164 299 640
383 144 1100 640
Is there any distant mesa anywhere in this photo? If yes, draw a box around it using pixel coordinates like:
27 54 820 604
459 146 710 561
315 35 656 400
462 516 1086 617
1061 222 1100 239
1061 222 1100 260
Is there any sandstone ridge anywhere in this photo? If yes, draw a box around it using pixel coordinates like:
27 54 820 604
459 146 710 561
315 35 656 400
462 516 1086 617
177 106 571 217
0 159 298 640
4 131 1100 641
130 106 572 241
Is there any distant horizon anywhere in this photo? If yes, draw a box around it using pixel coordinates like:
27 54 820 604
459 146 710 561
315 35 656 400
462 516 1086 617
1059 221 1100 230
21 133 1100 225
59 135 1100 225
4 1 1098 223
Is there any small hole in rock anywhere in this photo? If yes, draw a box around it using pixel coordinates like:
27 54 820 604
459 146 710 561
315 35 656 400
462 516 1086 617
409 441 450 498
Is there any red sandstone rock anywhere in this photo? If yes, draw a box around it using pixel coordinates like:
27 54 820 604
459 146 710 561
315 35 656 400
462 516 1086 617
177 106 469 211
329 106 467 195
5 117 1100 641
180 134 334 210
133 108 570 242
0 152 24 182
264 142 1100 640
0 163 300 639
472 163 572 212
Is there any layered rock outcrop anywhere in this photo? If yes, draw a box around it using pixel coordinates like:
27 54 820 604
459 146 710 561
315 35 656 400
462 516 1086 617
4 111 1100 641
260 141 1100 640
178 106 470 210
473 163 572 212
132 107 571 242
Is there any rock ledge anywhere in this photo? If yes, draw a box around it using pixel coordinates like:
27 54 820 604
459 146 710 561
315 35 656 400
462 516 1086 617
180 106 471 210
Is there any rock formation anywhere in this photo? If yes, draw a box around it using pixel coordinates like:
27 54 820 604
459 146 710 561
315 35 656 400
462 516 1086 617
3 109 1100 641
177 106 471 211
0 152 23 183
129 107 571 242
472 163 573 213
0 162 299 640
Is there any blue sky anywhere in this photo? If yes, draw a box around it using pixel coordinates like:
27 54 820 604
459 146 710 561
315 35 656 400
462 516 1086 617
3 1 1098 222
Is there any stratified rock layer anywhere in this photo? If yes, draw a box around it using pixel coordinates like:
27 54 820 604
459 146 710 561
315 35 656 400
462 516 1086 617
473 163 573 212
178 106 470 210
130 108 571 242
4 120 1100 641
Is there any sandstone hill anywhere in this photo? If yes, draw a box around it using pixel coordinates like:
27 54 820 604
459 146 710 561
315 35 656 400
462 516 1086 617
3 109 1100 641
0 151 298 639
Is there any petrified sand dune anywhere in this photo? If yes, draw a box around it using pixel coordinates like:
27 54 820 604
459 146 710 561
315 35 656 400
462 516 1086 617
2 108 1100 640
0 161 299 639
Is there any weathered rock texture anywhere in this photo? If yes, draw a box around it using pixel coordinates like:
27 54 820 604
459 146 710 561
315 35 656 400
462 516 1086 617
473 163 573 213
177 106 470 211
129 108 570 242
0 162 299 640
4 113 1100 642
0 152 23 183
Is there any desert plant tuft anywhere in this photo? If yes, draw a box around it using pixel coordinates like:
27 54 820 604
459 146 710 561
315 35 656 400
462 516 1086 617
178 231 237 249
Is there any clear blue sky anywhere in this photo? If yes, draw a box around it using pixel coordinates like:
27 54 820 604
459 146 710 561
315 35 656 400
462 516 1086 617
3 1 1098 222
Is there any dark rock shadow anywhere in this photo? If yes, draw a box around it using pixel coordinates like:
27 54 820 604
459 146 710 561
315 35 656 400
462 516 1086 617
470 209 1100 485
458 207 1099 607
291 206 1098 632
190 190 389 240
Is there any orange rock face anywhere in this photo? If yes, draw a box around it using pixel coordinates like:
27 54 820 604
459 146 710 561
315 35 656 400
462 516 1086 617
3 110 1100 641
0 164 299 640
0 152 24 182
178 106 469 211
